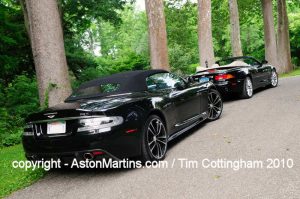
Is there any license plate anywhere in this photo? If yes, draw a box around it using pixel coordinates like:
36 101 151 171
47 121 66 134
199 77 210 83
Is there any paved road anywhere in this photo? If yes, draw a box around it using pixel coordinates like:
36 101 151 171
9 76 300 199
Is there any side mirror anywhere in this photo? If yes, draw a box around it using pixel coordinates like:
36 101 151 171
261 59 268 65
174 82 185 90
185 76 194 84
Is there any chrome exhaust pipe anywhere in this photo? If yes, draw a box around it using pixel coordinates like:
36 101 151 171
83 153 94 160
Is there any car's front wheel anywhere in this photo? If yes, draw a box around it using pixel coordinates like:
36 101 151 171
141 115 168 162
207 89 223 121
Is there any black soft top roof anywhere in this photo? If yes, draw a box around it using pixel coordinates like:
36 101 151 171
66 69 168 101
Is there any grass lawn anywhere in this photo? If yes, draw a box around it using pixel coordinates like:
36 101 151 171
0 145 45 198
279 67 300 78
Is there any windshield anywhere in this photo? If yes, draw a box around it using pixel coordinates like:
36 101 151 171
216 57 260 66
70 83 121 99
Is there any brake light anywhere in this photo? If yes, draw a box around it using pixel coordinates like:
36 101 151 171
215 74 235 81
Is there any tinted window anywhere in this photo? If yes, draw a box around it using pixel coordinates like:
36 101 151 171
146 73 185 91
70 83 120 98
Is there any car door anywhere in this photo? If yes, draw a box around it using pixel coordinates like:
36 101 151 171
260 64 273 85
146 73 201 131
246 58 267 88
169 79 202 130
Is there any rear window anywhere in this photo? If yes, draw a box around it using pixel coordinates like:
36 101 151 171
70 83 121 98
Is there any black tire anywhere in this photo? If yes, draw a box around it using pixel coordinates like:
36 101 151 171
141 115 168 162
207 89 223 121
269 70 278 88
240 77 253 99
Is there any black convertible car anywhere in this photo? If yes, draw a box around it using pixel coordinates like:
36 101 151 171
23 70 223 162
192 56 278 98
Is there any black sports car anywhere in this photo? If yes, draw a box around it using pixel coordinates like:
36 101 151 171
192 56 278 98
23 70 223 162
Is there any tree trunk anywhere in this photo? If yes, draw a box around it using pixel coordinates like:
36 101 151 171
145 0 170 71
25 0 72 107
197 0 215 68
19 0 31 41
228 0 243 57
277 0 293 73
261 0 280 71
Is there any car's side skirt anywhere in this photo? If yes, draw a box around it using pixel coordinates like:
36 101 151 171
168 112 207 142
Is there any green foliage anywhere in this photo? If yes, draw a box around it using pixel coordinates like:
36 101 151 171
0 108 23 147
165 1 199 74
61 0 126 38
75 51 149 85
0 2 34 85
168 43 198 74
289 7 300 66
0 144 45 198
5 75 39 118
0 75 39 147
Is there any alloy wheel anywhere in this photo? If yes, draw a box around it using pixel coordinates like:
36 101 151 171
246 78 253 97
208 90 223 120
146 118 167 159
271 71 278 87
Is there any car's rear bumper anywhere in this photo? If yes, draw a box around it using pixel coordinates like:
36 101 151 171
22 127 142 161
214 79 244 95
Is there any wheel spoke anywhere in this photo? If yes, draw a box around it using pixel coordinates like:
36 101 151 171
208 107 213 118
148 140 155 146
213 96 221 104
208 93 213 103
149 122 156 134
212 107 220 114
156 122 162 136
213 106 221 111
157 143 162 157
148 127 155 136
157 139 166 145
150 143 156 152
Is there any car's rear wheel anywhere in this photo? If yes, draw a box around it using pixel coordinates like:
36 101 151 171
240 77 253 99
270 70 278 88
207 89 223 121
141 115 168 162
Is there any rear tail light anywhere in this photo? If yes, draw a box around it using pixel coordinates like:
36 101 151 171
215 74 235 81
77 116 123 133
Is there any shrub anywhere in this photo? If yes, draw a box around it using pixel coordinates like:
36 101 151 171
0 75 39 147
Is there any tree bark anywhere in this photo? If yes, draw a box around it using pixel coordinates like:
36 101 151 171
25 0 72 107
261 0 280 70
19 0 31 41
197 0 215 68
145 0 170 71
228 0 243 57
277 0 293 73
